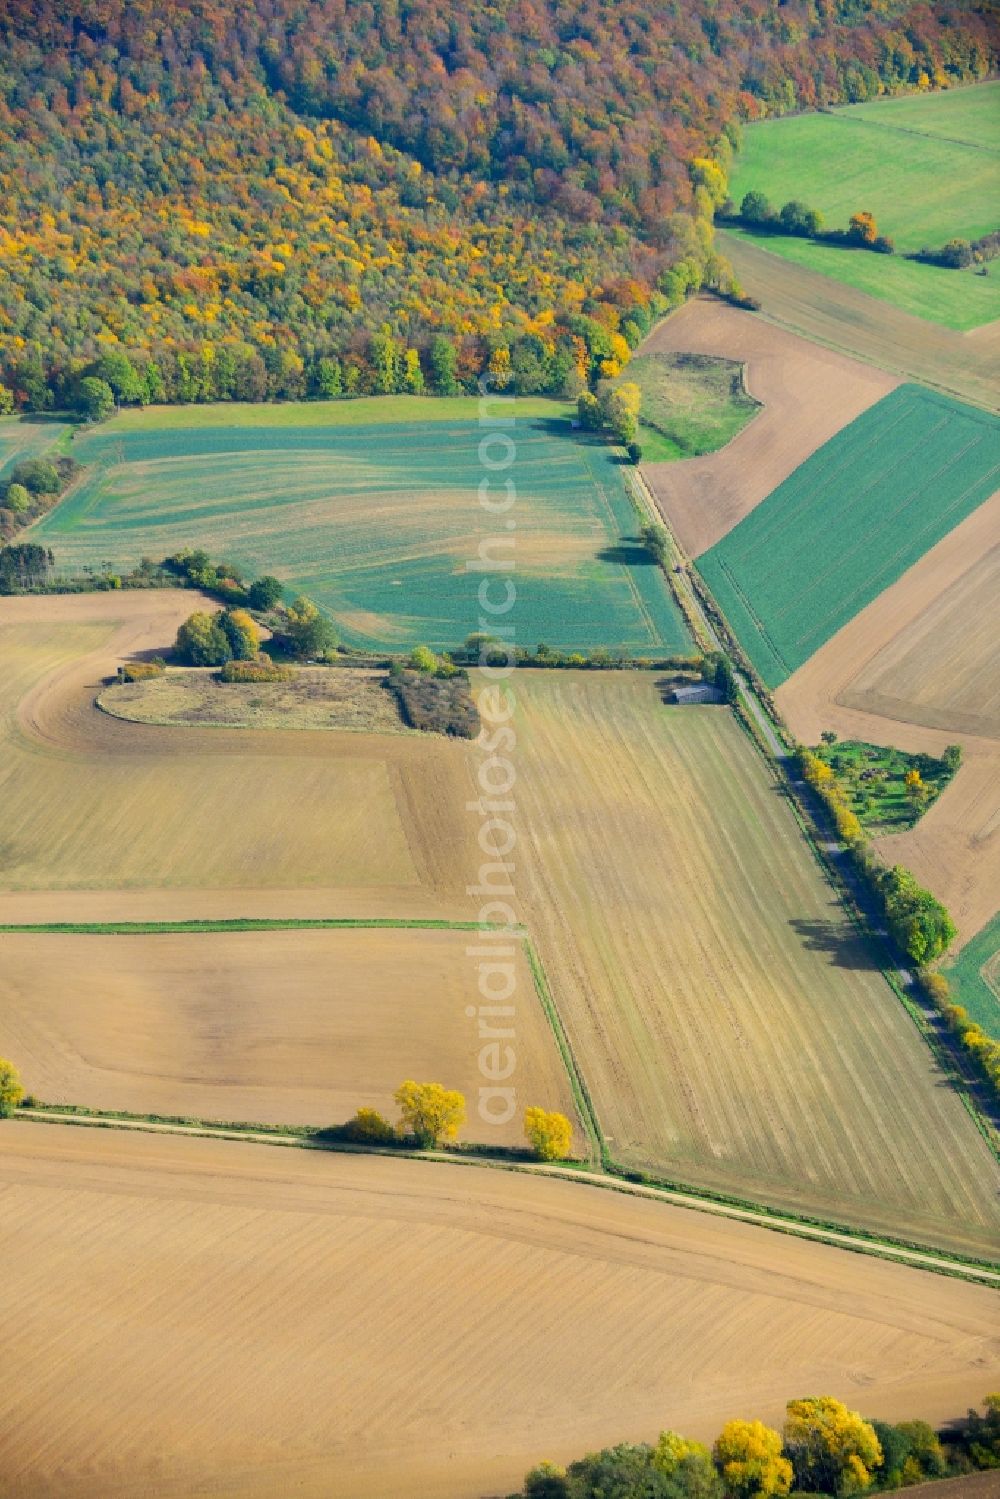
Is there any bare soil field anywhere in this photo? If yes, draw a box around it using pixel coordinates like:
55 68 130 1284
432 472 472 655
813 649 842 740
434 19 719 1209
0 929 576 1145
0 593 482 914
640 297 897 556
2 1126 997 1499
502 671 1000 1257
720 233 1000 413
99 667 409 734
776 493 1000 943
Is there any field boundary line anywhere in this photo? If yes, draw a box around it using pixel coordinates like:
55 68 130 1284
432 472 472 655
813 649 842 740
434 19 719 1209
11 1109 1000 1285
0 917 522 936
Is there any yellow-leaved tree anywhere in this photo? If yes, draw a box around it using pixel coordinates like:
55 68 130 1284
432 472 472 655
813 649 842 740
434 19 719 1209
783 1396 883 1495
524 1107 573 1161
653 1429 719 1492
0 1057 24 1118
713 1419 792 1498
394 1080 465 1148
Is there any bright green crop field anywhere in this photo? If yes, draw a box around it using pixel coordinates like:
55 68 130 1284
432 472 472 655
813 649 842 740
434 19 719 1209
31 417 690 653
942 912 1000 1041
727 80 1000 328
697 385 1000 687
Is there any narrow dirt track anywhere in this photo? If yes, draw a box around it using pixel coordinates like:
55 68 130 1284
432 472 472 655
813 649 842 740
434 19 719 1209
640 298 897 556
2 1125 998 1499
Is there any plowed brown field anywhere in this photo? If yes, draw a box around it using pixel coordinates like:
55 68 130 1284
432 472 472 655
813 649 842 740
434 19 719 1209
505 671 1000 1257
0 593 481 916
776 493 1000 943
640 298 897 556
720 233 1000 412
2 1125 997 1499
0 929 577 1145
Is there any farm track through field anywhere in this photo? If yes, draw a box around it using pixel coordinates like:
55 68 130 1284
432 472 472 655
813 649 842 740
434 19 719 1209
2 1125 997 1499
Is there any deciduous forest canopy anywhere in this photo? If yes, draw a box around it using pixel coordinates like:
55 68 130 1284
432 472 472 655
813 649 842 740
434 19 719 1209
0 0 995 405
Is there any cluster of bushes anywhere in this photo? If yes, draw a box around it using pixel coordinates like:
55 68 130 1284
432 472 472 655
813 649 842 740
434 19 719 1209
0 454 80 542
923 971 1000 1096
913 229 999 272
164 549 284 611
795 744 956 967
218 658 294 684
726 194 895 255
174 608 262 668
578 382 643 461
116 660 165 684
512 1393 1000 1499
338 1083 573 1161
388 652 480 738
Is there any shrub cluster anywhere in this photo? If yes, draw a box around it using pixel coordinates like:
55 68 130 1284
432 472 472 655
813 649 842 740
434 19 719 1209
388 665 480 738
218 658 294 683
513 1393 1000 1499
913 229 1000 271
727 194 895 254
117 659 165 683
0 455 80 543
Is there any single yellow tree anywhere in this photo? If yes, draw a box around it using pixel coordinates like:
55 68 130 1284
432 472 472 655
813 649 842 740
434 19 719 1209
714 1419 792 1498
784 1396 882 1495
0 1057 24 1118
653 1429 714 1476
395 1080 465 1148
524 1107 573 1161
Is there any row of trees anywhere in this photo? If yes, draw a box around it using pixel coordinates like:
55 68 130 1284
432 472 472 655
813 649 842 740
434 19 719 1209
517 1394 1000 1498
345 1083 573 1160
732 194 895 255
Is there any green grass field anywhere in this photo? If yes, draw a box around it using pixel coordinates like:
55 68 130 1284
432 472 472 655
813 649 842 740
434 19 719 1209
619 352 759 461
942 912 1000 1041
101 394 574 432
697 385 1000 686
727 81 1000 328
33 417 690 653
0 417 71 480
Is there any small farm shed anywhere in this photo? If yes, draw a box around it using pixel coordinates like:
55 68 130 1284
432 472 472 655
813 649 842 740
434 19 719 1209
670 683 723 705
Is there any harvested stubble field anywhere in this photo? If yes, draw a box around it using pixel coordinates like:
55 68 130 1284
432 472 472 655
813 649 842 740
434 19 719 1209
0 593 483 918
31 418 689 653
727 82 1000 329
943 912 1000 1042
698 386 1000 688
2 1126 998 1499
639 298 897 557
0 928 577 1144
503 670 1000 1258
775 493 1000 942
99 666 408 734
720 233 1000 412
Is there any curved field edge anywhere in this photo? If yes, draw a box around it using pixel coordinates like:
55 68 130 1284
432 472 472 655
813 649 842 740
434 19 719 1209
943 912 1000 1041
696 385 1000 687
4 914 997 1277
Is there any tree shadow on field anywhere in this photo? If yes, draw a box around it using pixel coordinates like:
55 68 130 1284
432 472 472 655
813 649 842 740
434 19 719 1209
788 916 881 971
596 541 657 566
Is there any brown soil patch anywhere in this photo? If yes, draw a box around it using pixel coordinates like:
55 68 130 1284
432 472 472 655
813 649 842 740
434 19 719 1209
499 671 1000 1258
721 233 1000 412
2 1125 997 1499
99 667 408 734
0 929 577 1146
640 297 897 556
776 494 1000 943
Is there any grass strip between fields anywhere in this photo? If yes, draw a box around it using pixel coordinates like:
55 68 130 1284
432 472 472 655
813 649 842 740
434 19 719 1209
13 1107 999 1285
8 914 1000 1283
0 917 522 935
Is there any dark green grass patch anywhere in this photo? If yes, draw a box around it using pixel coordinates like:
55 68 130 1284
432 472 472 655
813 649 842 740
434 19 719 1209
697 386 1000 687
810 738 956 831
30 418 691 653
943 913 1000 1042
619 351 759 462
